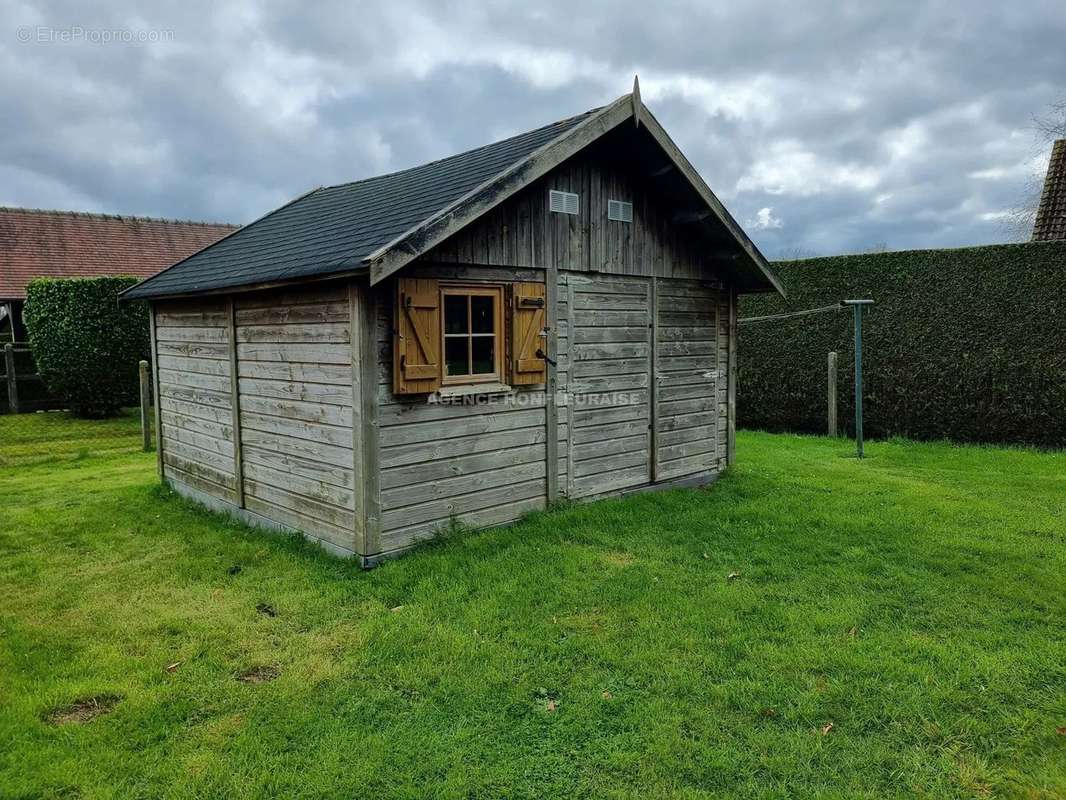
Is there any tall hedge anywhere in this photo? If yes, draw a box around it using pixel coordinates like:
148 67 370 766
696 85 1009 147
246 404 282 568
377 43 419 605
23 277 150 418
738 241 1066 447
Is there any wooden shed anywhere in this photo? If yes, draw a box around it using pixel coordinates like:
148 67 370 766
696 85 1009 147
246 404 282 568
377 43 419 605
122 84 785 565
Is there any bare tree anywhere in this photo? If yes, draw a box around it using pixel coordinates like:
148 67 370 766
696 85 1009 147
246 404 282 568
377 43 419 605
775 245 820 261
1003 98 1066 241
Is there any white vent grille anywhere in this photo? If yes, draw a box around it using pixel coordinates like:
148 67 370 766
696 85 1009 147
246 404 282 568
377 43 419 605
549 190 579 215
608 199 633 222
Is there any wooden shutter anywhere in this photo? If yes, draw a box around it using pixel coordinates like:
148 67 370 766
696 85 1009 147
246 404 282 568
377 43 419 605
394 278 441 394
511 282 547 385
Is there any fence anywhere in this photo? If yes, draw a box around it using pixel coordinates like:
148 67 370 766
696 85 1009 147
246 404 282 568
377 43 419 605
1 342 64 414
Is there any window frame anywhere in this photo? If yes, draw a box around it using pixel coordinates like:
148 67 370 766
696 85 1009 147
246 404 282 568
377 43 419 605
438 283 505 387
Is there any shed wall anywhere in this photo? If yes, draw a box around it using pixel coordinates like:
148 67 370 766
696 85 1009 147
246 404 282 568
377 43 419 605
155 299 238 502
153 283 359 556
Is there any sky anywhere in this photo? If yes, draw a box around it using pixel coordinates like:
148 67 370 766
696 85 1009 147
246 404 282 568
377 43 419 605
2 1 1064 259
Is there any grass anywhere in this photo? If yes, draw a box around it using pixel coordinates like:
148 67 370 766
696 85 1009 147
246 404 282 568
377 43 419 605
0 414 1064 799
0 408 147 468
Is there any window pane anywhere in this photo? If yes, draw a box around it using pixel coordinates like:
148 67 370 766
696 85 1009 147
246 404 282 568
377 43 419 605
471 294 495 334
445 336 469 376
444 295 468 335
471 335 495 375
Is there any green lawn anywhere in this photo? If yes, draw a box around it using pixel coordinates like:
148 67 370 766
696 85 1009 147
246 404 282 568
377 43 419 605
0 414 1064 799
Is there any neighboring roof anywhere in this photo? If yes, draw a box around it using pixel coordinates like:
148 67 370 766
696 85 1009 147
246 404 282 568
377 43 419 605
1033 139 1066 242
0 207 237 299
124 86 782 301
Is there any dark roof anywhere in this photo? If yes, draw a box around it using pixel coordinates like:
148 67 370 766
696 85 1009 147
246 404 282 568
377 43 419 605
1033 139 1066 242
123 111 597 299
0 207 236 299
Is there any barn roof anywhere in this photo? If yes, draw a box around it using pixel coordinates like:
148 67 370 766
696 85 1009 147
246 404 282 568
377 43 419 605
124 88 783 300
0 207 237 300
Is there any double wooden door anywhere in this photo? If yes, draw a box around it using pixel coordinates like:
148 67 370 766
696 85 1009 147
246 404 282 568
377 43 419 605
562 273 721 499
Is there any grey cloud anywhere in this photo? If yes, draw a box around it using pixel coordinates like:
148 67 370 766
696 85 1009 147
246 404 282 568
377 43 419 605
1 0 1063 257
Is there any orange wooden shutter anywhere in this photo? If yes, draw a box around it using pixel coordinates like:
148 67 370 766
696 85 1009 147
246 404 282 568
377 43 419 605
394 278 441 394
511 282 547 385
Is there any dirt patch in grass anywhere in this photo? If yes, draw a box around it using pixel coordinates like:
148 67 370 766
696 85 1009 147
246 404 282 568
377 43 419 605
599 550 635 568
45 694 121 726
237 665 280 684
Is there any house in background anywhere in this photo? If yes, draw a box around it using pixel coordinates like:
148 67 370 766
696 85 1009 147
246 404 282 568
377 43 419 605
123 82 784 565
1032 139 1066 241
0 207 237 343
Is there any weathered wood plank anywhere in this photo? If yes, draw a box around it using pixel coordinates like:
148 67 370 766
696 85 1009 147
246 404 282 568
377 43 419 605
156 341 229 360
243 461 355 511
158 368 230 394
244 479 355 531
379 408 547 448
235 322 350 344
166 464 238 504
239 410 352 449
380 442 545 490
383 459 546 510
160 396 233 426
161 423 234 457
381 477 544 533
239 394 353 428
380 424 550 470
163 451 235 489
240 426 354 469
244 496 353 550
155 326 228 343
238 360 352 386
157 354 230 377
162 435 235 475
237 377 354 407
241 444 353 490
383 495 546 552
237 342 352 365
235 302 349 326
160 406 232 441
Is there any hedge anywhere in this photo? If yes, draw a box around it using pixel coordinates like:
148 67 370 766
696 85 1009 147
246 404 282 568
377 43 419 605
738 241 1066 447
23 277 150 417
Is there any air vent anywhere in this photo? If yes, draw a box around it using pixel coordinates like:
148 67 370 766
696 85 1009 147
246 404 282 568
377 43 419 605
608 199 633 222
549 190 579 215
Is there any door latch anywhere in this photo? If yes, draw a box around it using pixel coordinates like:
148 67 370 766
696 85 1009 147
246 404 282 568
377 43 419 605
535 348 557 367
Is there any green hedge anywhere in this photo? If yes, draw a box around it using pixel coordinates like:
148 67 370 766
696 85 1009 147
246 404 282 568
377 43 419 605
738 241 1066 447
23 277 150 417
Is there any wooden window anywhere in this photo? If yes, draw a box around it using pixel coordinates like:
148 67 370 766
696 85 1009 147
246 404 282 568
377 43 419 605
394 277 547 394
440 285 504 386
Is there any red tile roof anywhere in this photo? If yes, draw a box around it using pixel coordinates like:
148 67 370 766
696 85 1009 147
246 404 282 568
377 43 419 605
0 207 239 299
1033 139 1066 242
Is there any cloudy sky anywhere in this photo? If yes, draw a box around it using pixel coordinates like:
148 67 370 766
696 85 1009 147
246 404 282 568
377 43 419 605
3 1 1064 258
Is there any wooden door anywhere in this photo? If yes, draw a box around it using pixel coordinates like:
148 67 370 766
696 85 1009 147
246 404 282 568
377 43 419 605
566 275 652 498
653 281 721 481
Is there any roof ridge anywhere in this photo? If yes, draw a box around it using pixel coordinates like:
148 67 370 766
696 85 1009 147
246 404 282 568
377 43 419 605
321 108 603 192
0 206 239 229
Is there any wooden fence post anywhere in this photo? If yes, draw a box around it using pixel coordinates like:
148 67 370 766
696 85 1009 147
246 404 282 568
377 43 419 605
139 359 152 451
827 351 838 437
4 344 17 415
